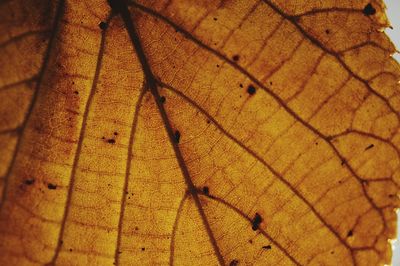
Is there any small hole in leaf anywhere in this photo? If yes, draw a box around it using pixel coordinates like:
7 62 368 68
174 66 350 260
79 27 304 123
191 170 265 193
160 96 166 104
247 85 256 95
24 179 35 185
363 3 376 16
262 245 272 250
202 186 210 195
47 183 57 190
347 230 353 237
229 259 239 266
251 213 262 231
99 21 108 30
174 130 181 143
107 139 116 144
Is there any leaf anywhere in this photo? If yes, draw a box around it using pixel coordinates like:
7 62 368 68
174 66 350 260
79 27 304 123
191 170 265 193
0 0 399 265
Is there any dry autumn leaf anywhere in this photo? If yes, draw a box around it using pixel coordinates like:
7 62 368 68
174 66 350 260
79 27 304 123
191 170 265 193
0 0 400 265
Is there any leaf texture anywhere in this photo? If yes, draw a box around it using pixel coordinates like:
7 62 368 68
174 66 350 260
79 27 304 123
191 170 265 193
0 0 399 265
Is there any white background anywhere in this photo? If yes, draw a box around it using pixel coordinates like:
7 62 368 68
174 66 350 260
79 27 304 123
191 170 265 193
385 1 399 265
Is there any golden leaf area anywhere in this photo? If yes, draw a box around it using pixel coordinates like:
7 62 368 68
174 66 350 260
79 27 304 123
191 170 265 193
0 0 400 265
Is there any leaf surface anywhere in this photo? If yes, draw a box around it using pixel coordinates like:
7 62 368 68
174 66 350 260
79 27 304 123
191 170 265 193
0 0 399 265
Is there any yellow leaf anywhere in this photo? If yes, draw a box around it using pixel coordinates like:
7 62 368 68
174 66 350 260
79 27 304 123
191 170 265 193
0 0 399 265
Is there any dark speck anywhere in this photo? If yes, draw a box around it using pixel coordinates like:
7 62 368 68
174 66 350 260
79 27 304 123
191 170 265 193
202 186 210 195
325 29 330 34
107 139 116 144
174 130 180 143
114 132 118 136
141 247 145 251
365 144 374 150
291 16 300 23
232 55 240 61
47 183 57 190
262 245 272 250
363 3 376 16
251 213 262 231
160 96 166 104
247 85 256 95
99 21 108 30
229 259 239 266
239 83 243 88
213 17 218 21
347 230 353 237
74 90 79 95
24 179 35 185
